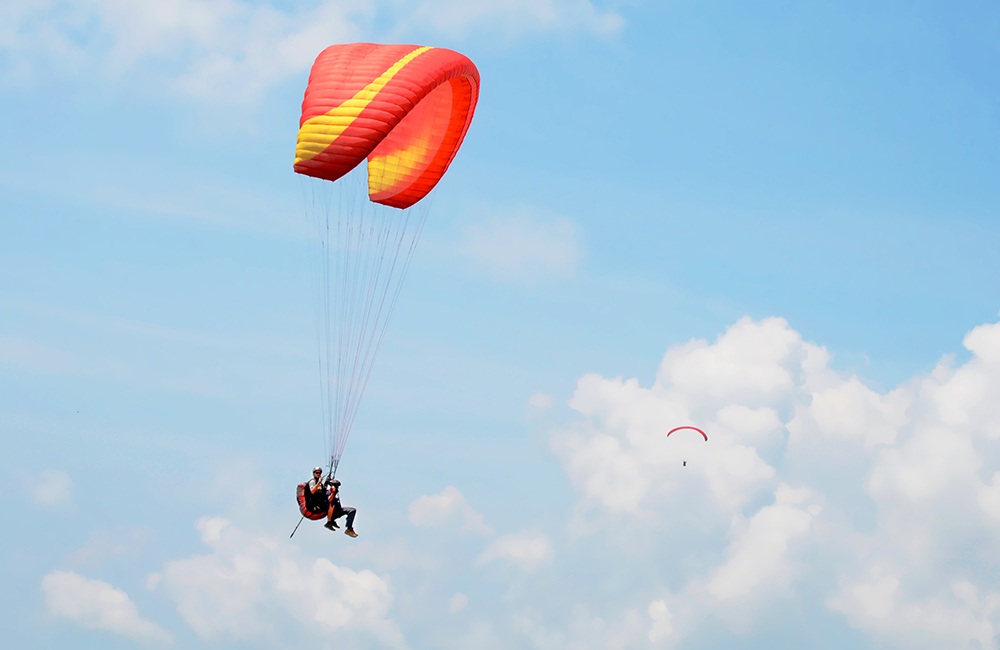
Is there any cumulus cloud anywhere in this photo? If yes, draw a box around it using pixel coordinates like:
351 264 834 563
549 312 1000 648
553 317 795 517
788 377 910 447
867 426 981 502
707 485 821 601
478 531 553 572
408 486 492 534
155 516 405 647
30 312 1000 650
41 571 172 645
3 0 621 99
829 567 1000 649
656 316 808 406
458 210 581 282
30 469 73 506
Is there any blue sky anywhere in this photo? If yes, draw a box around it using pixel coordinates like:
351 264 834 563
3 1 1000 648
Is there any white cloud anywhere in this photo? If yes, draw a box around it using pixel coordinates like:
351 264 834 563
478 531 553 572
27 312 1000 650
156 517 405 647
552 318 801 518
68 527 154 565
408 486 492 534
979 471 1000 518
340 536 437 573
829 567 1000 649
3 0 621 99
0 300 315 403
197 515 229 543
713 404 784 447
439 620 506 650
449 592 468 613
707 484 821 601
657 316 808 406
868 426 981 502
167 0 364 101
528 392 555 408
1 337 82 376
2 0 362 99
408 0 622 38
789 377 910 447
515 606 645 650
921 320 1000 438
30 469 74 506
549 313 1000 647
458 210 581 282
41 571 172 645
646 599 673 643
552 427 656 513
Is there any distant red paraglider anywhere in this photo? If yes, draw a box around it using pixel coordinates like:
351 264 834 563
666 426 708 441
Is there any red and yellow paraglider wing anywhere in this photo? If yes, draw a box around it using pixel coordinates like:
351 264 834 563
293 43 480 209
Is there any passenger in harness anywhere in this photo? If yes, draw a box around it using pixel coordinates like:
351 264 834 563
324 478 358 537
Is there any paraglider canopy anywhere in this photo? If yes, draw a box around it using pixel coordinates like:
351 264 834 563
291 42 480 473
294 43 480 208
666 426 708 441
667 426 708 468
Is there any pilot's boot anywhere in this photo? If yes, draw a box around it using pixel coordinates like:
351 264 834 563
345 528 358 538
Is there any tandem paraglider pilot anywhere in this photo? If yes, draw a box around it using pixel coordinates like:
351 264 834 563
296 467 358 537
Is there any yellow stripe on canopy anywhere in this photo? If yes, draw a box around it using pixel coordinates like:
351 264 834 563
294 46 433 165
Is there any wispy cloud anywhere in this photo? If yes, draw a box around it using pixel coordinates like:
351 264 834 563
0 337 83 376
68 527 155 565
528 392 555 408
0 155 303 239
456 207 582 283
404 0 623 39
30 469 74 506
477 530 553 572
1 300 312 395
2 0 622 100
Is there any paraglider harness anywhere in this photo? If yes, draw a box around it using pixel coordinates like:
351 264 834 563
296 483 328 520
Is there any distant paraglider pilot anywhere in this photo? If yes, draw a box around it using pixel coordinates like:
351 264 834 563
324 478 358 537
